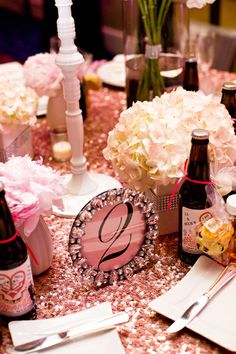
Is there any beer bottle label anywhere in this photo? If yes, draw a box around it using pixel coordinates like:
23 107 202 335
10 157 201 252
0 256 35 317
182 206 213 254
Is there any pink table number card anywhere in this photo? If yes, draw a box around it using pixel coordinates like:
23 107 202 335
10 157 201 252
69 188 159 287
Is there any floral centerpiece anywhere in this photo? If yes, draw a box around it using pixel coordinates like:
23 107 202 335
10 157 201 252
131 0 216 102
0 80 38 126
0 80 38 162
24 52 67 131
23 52 95 127
0 155 66 274
23 53 64 98
103 88 236 193
0 155 65 235
23 51 97 93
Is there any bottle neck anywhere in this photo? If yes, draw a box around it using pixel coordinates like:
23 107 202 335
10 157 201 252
187 141 210 181
0 195 16 241
221 92 236 118
183 63 199 91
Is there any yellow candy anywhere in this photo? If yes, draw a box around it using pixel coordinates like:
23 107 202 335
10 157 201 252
197 217 234 256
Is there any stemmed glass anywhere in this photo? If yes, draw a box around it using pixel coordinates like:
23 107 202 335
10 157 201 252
196 31 216 94
196 31 216 74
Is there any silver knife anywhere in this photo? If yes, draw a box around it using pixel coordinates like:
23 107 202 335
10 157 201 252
12 311 129 353
166 261 236 334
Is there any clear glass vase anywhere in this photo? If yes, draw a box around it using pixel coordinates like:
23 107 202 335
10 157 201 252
122 0 190 108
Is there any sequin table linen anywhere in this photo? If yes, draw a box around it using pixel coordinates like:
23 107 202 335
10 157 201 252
1 70 236 354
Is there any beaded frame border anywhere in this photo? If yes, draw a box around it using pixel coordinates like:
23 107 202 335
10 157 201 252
68 188 159 287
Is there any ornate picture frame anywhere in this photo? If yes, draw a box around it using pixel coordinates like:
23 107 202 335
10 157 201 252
69 188 159 286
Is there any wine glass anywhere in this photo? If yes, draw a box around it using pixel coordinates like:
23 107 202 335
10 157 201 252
196 31 216 74
196 31 216 94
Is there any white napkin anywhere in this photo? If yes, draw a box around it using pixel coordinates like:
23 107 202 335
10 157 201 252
149 256 236 351
7 302 126 354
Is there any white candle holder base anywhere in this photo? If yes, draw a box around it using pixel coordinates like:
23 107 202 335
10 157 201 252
53 172 122 218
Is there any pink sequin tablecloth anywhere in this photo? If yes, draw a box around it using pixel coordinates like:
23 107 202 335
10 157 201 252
1 70 236 354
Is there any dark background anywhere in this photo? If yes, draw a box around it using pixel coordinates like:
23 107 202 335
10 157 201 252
0 0 108 64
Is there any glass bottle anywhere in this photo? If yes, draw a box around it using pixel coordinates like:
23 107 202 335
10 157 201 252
183 57 199 91
0 182 36 326
226 194 236 262
220 81 236 133
178 129 215 265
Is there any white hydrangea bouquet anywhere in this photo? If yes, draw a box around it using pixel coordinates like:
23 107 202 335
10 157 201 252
0 80 38 127
0 80 38 162
103 88 236 193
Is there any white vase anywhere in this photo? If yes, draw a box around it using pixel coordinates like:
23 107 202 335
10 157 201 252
145 184 179 236
46 88 66 131
20 216 53 276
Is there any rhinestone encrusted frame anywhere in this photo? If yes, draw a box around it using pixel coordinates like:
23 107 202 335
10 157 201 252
68 188 159 287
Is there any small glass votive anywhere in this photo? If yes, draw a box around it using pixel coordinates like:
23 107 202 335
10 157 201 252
50 128 72 162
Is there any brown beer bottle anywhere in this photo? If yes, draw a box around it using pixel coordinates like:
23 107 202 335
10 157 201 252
220 81 236 133
178 129 215 265
221 81 236 200
183 58 199 91
0 182 36 326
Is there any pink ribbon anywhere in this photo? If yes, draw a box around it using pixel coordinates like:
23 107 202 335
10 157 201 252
0 232 17 244
167 159 214 211
26 243 40 266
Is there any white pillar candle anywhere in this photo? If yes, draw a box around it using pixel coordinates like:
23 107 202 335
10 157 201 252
52 140 72 162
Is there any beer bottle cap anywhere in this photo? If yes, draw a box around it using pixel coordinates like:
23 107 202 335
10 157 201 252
192 129 209 140
226 194 236 216
222 82 236 91
185 57 197 64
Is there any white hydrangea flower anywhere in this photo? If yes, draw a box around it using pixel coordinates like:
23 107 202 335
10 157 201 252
103 87 236 192
0 81 38 126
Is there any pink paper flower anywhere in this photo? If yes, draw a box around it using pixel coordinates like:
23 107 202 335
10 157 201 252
0 156 66 235
23 53 64 97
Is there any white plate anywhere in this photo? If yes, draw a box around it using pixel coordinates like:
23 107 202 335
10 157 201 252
97 58 125 88
149 256 236 352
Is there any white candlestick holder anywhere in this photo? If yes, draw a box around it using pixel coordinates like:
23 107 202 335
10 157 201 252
53 0 121 218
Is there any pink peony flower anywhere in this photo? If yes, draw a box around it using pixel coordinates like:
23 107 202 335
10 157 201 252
0 156 66 235
23 53 64 97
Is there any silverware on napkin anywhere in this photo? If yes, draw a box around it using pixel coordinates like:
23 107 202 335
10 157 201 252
12 311 129 353
166 261 236 334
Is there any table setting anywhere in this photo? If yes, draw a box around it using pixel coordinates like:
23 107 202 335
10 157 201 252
0 71 235 353
1 0 236 353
